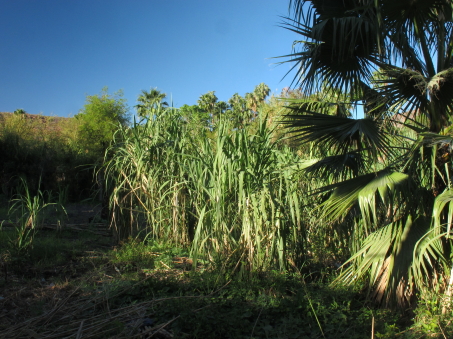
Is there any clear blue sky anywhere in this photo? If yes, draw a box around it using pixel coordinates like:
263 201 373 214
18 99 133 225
0 0 298 117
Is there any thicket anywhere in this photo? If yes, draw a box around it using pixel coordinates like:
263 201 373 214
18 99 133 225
103 92 352 275
0 88 130 202
271 5 453 336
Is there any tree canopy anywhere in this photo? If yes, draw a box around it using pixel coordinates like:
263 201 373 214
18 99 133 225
75 87 130 155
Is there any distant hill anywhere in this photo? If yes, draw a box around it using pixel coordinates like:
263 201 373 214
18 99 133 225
0 112 69 122
0 112 71 135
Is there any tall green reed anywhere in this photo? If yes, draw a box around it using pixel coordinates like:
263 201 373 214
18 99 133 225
104 108 312 272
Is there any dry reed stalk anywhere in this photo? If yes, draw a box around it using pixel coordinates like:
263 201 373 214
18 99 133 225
0 278 232 338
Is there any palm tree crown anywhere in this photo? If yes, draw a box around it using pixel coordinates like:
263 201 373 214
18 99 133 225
135 88 168 118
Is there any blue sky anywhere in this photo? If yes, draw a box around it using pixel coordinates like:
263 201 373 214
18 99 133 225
0 0 297 117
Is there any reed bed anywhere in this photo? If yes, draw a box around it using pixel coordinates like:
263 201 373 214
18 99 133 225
104 109 314 272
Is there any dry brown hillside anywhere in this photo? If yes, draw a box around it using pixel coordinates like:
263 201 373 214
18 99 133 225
0 112 71 136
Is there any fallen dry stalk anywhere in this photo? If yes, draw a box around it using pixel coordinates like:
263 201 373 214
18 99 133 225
0 278 232 338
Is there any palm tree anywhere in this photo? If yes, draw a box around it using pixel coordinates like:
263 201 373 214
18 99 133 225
197 91 218 115
198 91 224 127
245 83 271 114
282 0 453 308
245 92 259 113
228 93 247 112
254 83 271 104
227 93 250 128
135 88 168 118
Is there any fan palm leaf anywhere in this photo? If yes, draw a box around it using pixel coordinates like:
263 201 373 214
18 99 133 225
281 1 383 95
335 215 431 308
284 112 392 158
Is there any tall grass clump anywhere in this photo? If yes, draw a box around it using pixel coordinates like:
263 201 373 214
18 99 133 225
7 179 54 258
105 107 312 272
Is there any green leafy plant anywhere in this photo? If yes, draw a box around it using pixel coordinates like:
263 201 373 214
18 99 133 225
281 0 453 308
75 87 130 157
8 179 55 258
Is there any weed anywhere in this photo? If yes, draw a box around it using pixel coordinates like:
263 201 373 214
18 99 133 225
7 179 55 259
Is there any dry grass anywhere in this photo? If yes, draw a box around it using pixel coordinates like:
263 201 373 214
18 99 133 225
0 270 225 339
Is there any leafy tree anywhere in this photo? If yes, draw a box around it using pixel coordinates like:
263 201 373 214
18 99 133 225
245 92 259 114
75 87 130 155
254 83 271 105
216 100 229 114
228 93 247 112
135 87 168 118
282 0 453 308
197 91 229 127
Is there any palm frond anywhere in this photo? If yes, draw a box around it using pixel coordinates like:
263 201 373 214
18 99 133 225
284 96 352 117
432 188 453 233
284 112 391 157
358 81 389 119
375 65 429 114
336 215 431 308
411 228 450 292
280 1 382 94
381 0 452 76
303 152 366 181
419 131 453 149
427 69 453 118
316 169 409 222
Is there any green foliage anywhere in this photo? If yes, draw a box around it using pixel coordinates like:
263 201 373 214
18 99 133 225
179 104 211 132
13 108 26 115
75 87 130 156
126 270 398 339
227 93 252 129
104 105 316 273
7 179 55 259
1 227 442 338
197 91 219 115
245 83 271 113
192 84 272 131
112 238 156 269
0 112 97 200
282 0 453 308
135 87 168 118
